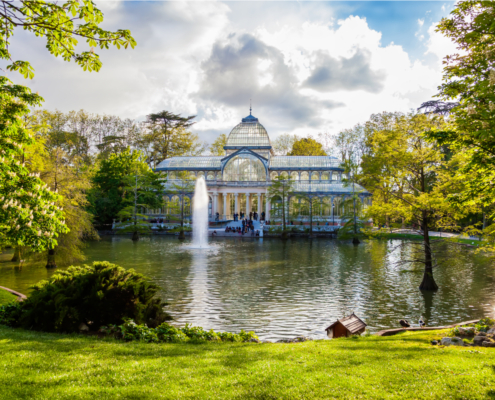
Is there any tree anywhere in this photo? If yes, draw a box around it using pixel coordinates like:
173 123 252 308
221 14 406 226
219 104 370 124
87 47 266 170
272 134 299 155
139 111 204 169
0 0 136 79
288 137 326 156
361 112 460 291
267 177 294 239
210 134 227 156
291 193 320 237
26 110 98 268
116 167 164 241
88 149 162 225
0 0 135 256
426 1 495 245
0 79 68 255
167 172 195 240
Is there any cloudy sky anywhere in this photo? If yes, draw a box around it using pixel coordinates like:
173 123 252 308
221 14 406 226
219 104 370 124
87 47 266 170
5 1 457 145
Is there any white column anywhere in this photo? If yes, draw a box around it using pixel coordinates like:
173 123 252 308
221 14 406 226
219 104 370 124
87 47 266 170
213 193 218 217
257 193 261 214
223 193 227 219
234 193 239 214
246 193 250 216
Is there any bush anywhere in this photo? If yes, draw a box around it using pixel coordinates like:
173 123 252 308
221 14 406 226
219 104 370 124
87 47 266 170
9 261 171 332
0 302 22 327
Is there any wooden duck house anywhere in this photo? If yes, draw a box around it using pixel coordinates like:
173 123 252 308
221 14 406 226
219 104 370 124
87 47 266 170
325 313 367 338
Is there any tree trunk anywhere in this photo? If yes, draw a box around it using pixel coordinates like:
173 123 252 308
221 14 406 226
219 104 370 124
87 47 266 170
419 214 438 291
178 230 185 240
132 231 139 241
11 247 21 262
46 248 57 269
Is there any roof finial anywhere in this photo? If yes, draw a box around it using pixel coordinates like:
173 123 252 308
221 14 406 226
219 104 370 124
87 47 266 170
250 99 252 116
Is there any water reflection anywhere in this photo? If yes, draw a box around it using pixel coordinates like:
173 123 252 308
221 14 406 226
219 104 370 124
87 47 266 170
0 236 494 340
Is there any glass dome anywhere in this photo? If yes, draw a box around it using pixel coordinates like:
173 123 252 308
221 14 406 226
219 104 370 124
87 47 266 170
223 154 266 181
225 113 271 148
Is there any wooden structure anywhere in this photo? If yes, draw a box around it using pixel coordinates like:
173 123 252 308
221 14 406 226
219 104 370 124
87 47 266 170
325 313 367 338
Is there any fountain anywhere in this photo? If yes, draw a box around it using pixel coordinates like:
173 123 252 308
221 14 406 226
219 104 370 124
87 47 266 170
192 177 209 248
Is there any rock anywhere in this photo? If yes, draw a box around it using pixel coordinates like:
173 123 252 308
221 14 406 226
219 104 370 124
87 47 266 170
290 336 312 343
482 341 495 348
458 327 476 336
262 340 272 343
79 323 89 332
441 337 464 346
431 340 438 345
276 339 291 343
248 338 261 343
477 332 487 337
487 328 495 335
473 336 486 345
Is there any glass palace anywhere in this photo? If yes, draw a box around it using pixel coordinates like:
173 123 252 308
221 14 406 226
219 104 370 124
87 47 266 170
155 112 371 222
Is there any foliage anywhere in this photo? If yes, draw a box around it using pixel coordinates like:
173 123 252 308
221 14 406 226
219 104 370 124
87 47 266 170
427 1 495 249
3 261 170 332
272 133 299 155
359 112 466 290
267 177 294 234
88 149 162 225
2 327 495 399
26 110 98 266
0 0 136 78
209 133 227 156
0 77 68 251
288 137 326 156
117 320 257 344
0 290 17 306
0 301 21 326
139 111 204 169
167 172 195 230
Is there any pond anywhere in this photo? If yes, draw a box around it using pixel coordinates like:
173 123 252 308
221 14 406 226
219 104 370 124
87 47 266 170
1 236 494 340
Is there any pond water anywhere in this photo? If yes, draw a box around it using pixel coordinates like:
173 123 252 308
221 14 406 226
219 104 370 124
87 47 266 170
1 236 494 340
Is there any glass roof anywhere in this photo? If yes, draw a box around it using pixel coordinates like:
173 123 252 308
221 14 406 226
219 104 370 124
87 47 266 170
156 157 223 170
270 156 342 169
293 182 368 194
225 115 271 148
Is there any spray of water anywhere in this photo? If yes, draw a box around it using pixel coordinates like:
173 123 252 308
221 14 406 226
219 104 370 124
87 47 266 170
192 177 209 248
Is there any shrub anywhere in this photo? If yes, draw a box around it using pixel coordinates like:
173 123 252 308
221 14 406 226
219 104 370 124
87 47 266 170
0 302 22 327
120 319 159 343
156 323 188 342
13 261 171 332
475 318 495 332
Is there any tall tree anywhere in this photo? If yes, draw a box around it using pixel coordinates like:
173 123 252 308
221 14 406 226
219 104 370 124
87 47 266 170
426 1 495 246
267 177 294 239
140 111 203 169
288 137 326 156
88 149 162 225
167 172 195 240
361 112 459 291
272 133 299 155
210 134 227 156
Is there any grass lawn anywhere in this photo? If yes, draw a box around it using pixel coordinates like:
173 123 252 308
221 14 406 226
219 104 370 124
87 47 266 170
0 326 494 399
0 289 17 305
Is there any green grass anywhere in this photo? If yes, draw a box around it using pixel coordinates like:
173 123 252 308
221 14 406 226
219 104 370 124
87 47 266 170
0 326 494 399
0 289 17 305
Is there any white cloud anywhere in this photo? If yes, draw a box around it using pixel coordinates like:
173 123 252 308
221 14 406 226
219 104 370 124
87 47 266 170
3 2 456 145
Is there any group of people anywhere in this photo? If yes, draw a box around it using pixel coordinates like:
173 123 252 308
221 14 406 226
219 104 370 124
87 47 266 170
233 211 265 222
225 225 260 237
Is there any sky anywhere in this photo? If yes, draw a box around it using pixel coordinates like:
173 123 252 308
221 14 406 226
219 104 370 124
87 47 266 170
4 1 458 146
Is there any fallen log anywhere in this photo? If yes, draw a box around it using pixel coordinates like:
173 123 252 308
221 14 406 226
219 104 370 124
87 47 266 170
375 319 480 336
0 286 27 301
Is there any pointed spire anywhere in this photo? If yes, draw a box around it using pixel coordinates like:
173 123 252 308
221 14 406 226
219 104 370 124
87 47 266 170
250 99 252 115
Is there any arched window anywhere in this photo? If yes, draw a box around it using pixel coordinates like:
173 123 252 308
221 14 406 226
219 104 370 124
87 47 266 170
223 154 266 181
311 172 320 181
270 171 279 180
321 197 331 216
207 172 215 180
216 172 222 180
280 171 289 180
197 171 205 179
168 171 176 180
300 171 309 180
321 172 329 180
290 171 299 181
333 197 342 217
